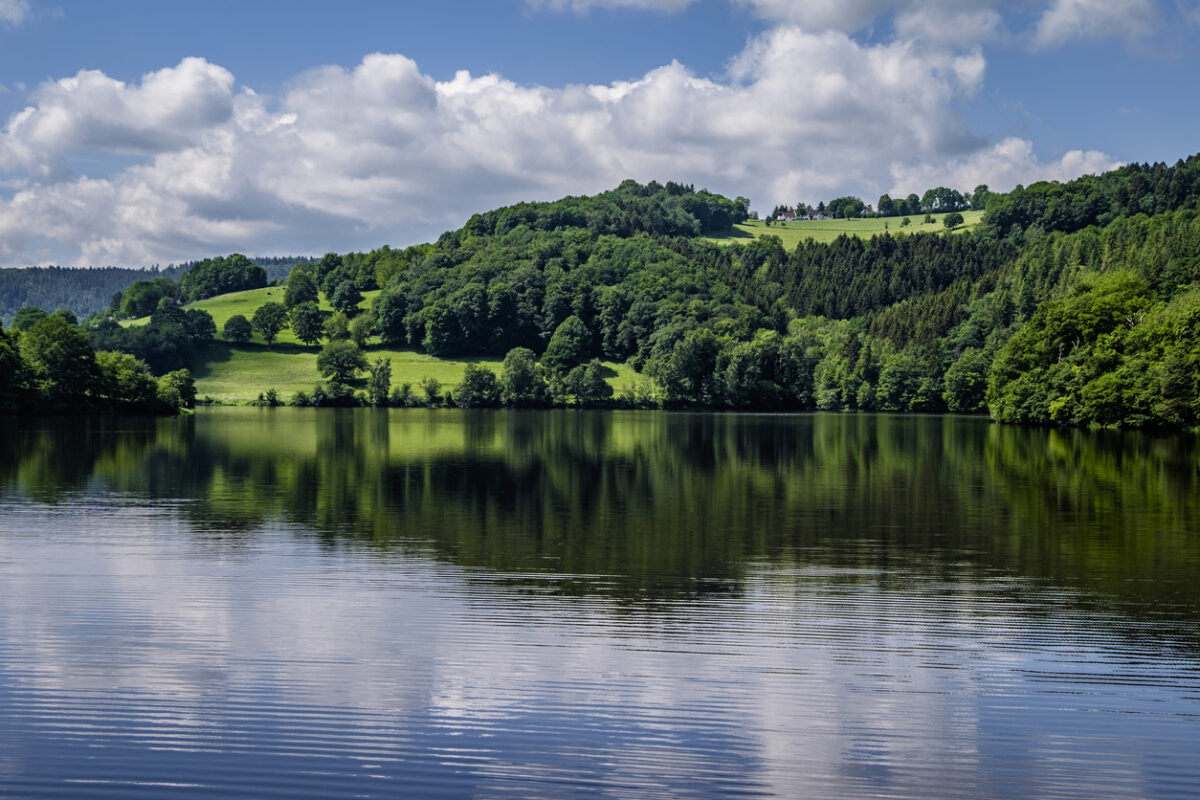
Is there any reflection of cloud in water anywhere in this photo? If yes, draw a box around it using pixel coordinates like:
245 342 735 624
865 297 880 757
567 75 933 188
2 506 1194 799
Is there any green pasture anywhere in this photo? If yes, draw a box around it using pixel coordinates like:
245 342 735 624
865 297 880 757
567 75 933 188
123 286 382 348
190 342 642 404
705 210 985 249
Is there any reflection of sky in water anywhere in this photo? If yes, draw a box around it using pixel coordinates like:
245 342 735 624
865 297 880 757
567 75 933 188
2 498 1198 800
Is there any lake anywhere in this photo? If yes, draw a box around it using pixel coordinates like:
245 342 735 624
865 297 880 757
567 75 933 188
1 409 1198 799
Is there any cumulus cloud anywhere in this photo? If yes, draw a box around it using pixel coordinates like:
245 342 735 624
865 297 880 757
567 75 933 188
0 34 1115 266
888 137 1122 198
0 58 235 179
1033 0 1161 47
0 0 30 27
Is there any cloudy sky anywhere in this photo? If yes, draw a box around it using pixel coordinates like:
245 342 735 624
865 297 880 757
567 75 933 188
0 0 1197 267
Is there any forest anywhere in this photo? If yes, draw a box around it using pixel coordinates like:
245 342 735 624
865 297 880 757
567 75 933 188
1 160 1199 427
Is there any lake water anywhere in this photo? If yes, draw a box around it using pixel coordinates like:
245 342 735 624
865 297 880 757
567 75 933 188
1 409 1198 799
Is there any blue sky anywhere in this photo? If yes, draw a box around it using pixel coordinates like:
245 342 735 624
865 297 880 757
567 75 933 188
0 0 1197 266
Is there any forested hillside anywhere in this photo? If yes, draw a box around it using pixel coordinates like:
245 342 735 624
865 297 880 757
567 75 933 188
0 257 312 325
4 165 1200 427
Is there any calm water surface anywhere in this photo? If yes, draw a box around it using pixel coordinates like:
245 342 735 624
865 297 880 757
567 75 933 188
0 410 1198 799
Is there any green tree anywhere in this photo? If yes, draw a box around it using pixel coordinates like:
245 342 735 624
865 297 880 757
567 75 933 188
565 359 612 407
943 212 965 229
94 350 160 412
158 369 197 410
455 364 501 407
252 302 289 346
349 312 374 348
324 311 350 341
366 358 391 407
19 314 98 409
290 302 325 347
180 254 266 302
0 326 30 411
223 314 253 343
120 280 165 318
185 309 216 340
12 306 48 331
419 376 442 406
316 340 367 383
500 347 546 406
331 280 363 316
542 315 590 373
283 269 319 310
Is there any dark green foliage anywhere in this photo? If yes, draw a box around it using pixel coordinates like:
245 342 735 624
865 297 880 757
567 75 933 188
331 280 363 316
389 382 416 407
0 326 30 411
776 234 1015 320
367 358 391 407
284 268 319 310
564 360 613 407
349 313 373 348
158 369 196 410
500 347 547 407
455 364 501 407
180 254 267 302
0 265 185 326
120 280 167 318
463 179 745 239
223 314 253 343
419 377 442 406
251 302 288 346
825 196 867 219
184 309 216 341
20 314 99 410
943 212 964 229
983 154 1200 237
317 340 366 383
542 315 591 374
12 306 48 331
94 351 162 413
324 312 350 341
289 302 324 346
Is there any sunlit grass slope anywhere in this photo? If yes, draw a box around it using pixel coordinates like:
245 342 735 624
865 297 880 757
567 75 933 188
705 210 984 249
123 286 382 347
127 286 643 403
190 342 642 404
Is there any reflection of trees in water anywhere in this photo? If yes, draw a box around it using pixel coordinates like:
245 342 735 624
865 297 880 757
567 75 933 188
2 411 1199 615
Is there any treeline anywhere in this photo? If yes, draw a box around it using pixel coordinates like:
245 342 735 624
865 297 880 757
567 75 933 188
0 256 314 325
983 154 1200 238
0 265 185 326
772 185 979 221
0 313 195 414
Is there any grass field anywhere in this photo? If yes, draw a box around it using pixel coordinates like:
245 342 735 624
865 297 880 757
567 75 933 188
704 210 984 249
124 286 382 347
128 286 645 403
191 342 642 404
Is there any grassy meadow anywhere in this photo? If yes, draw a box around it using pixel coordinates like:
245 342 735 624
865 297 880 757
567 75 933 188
705 210 984 249
126 286 644 403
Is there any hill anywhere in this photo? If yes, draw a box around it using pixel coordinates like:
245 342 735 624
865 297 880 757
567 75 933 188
8 161 1200 427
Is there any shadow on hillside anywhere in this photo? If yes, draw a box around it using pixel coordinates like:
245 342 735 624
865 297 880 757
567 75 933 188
187 341 234 379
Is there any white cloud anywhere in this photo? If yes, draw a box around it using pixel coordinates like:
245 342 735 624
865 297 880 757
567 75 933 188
0 0 30 27
525 0 697 12
0 58 235 179
888 137 1122 197
0 36 1115 266
1033 0 1161 47
893 3 1006 46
